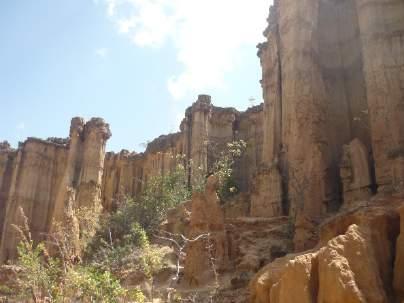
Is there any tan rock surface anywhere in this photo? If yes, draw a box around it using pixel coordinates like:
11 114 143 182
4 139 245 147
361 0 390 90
250 201 403 303
183 175 227 286
226 216 292 273
102 95 264 211
1 1 404 302
249 255 296 303
0 95 265 263
340 139 373 208
0 118 111 262
250 166 283 218
258 0 404 223
318 225 388 303
270 252 318 303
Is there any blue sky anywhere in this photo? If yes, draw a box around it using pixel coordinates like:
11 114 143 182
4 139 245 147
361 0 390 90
0 0 270 152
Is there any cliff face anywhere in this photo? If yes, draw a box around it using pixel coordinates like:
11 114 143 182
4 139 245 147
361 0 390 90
1 0 404 301
0 98 264 261
249 198 404 303
101 95 264 211
246 0 404 301
258 0 404 250
0 118 111 262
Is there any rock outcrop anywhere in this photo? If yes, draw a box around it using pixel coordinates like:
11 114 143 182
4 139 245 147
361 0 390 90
0 98 265 264
0 96 264 262
0 118 111 262
101 95 264 211
250 199 403 303
159 175 292 300
1 0 404 302
340 139 373 208
184 175 227 286
250 165 283 218
258 0 404 250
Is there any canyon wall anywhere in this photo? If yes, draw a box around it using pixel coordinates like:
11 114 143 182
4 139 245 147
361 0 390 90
257 0 404 250
0 1 404 301
249 197 404 303
0 118 111 262
0 96 264 261
101 95 264 211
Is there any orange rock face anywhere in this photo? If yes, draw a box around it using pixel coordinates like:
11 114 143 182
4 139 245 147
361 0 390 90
183 175 227 286
101 95 264 211
258 0 404 251
250 201 403 303
0 96 265 262
0 118 111 262
1 0 404 301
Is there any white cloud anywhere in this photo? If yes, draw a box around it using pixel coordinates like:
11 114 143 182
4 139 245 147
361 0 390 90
102 0 269 100
95 47 109 58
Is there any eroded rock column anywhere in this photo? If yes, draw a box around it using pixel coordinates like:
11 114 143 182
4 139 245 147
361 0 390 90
356 0 404 192
0 139 67 262
0 143 16 238
52 117 85 224
278 0 330 220
183 95 212 186
340 139 373 208
252 4 285 218
260 4 282 166
75 118 111 209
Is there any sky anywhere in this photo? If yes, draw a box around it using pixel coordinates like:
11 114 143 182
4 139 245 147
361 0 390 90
0 0 271 152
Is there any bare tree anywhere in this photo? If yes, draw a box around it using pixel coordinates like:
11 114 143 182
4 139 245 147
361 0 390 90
154 230 220 303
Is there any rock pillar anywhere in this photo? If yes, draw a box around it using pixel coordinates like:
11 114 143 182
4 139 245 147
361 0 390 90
355 0 404 192
75 118 111 209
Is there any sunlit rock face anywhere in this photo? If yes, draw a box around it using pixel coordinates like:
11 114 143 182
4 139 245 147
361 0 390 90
249 200 403 303
0 96 265 262
101 95 264 211
0 118 111 262
1 0 404 301
258 0 404 250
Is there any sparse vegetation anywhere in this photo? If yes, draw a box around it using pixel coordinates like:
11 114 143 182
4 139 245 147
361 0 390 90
4 208 128 303
197 140 247 201
214 140 247 201
1 144 246 302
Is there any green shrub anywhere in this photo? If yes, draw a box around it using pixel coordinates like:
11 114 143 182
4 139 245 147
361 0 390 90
5 208 140 303
13 241 62 302
65 265 126 303
213 140 247 201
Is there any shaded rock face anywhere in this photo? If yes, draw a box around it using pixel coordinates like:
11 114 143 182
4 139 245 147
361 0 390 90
0 118 111 262
394 206 404 301
340 139 373 208
258 0 404 249
250 201 403 303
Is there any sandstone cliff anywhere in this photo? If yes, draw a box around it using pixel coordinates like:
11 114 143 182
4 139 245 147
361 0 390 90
0 98 264 262
101 95 264 211
1 0 404 301
250 198 404 303
257 0 404 250
0 118 111 262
